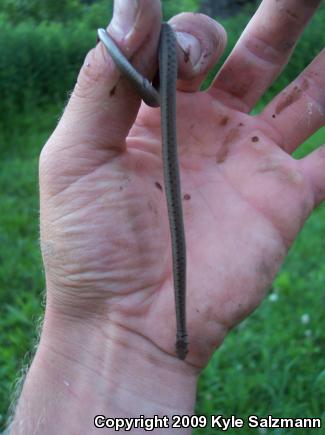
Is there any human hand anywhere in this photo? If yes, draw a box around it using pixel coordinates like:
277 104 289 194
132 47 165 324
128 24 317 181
39 0 324 372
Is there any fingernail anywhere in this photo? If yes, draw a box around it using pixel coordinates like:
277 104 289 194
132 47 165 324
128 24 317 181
110 0 139 39
176 32 202 67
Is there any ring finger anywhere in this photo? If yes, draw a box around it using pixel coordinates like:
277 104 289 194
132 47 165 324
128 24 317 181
259 49 325 154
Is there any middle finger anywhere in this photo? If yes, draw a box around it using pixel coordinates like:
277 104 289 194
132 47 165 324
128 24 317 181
208 0 322 113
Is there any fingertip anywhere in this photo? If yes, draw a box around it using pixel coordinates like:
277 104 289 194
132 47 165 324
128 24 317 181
170 12 227 91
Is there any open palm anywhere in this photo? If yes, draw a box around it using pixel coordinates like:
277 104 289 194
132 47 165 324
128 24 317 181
39 0 324 368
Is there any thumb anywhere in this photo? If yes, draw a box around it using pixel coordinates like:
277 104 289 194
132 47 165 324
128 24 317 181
51 0 162 154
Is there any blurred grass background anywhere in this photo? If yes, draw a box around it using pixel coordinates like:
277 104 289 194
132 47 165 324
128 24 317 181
0 0 324 433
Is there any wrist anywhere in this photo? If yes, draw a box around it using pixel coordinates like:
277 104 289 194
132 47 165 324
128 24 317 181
11 307 198 434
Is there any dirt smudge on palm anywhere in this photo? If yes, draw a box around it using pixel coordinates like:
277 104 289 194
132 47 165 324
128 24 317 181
275 79 309 115
216 128 239 163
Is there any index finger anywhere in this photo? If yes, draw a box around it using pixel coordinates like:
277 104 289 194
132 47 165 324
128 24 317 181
208 0 322 112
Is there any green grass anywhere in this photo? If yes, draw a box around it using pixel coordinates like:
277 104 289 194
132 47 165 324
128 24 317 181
0 103 324 432
0 107 59 429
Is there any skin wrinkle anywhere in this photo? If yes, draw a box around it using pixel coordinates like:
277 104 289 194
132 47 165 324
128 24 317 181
46 185 112 226
196 152 293 252
257 113 289 149
210 88 250 112
270 2 320 38
245 132 312 210
40 150 123 199
44 182 163 296
102 317 199 373
239 37 297 105
110 284 160 319
243 34 292 66
221 161 292 248
219 65 253 100
257 160 304 197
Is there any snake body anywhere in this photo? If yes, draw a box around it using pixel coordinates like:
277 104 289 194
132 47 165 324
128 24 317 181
98 23 188 360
